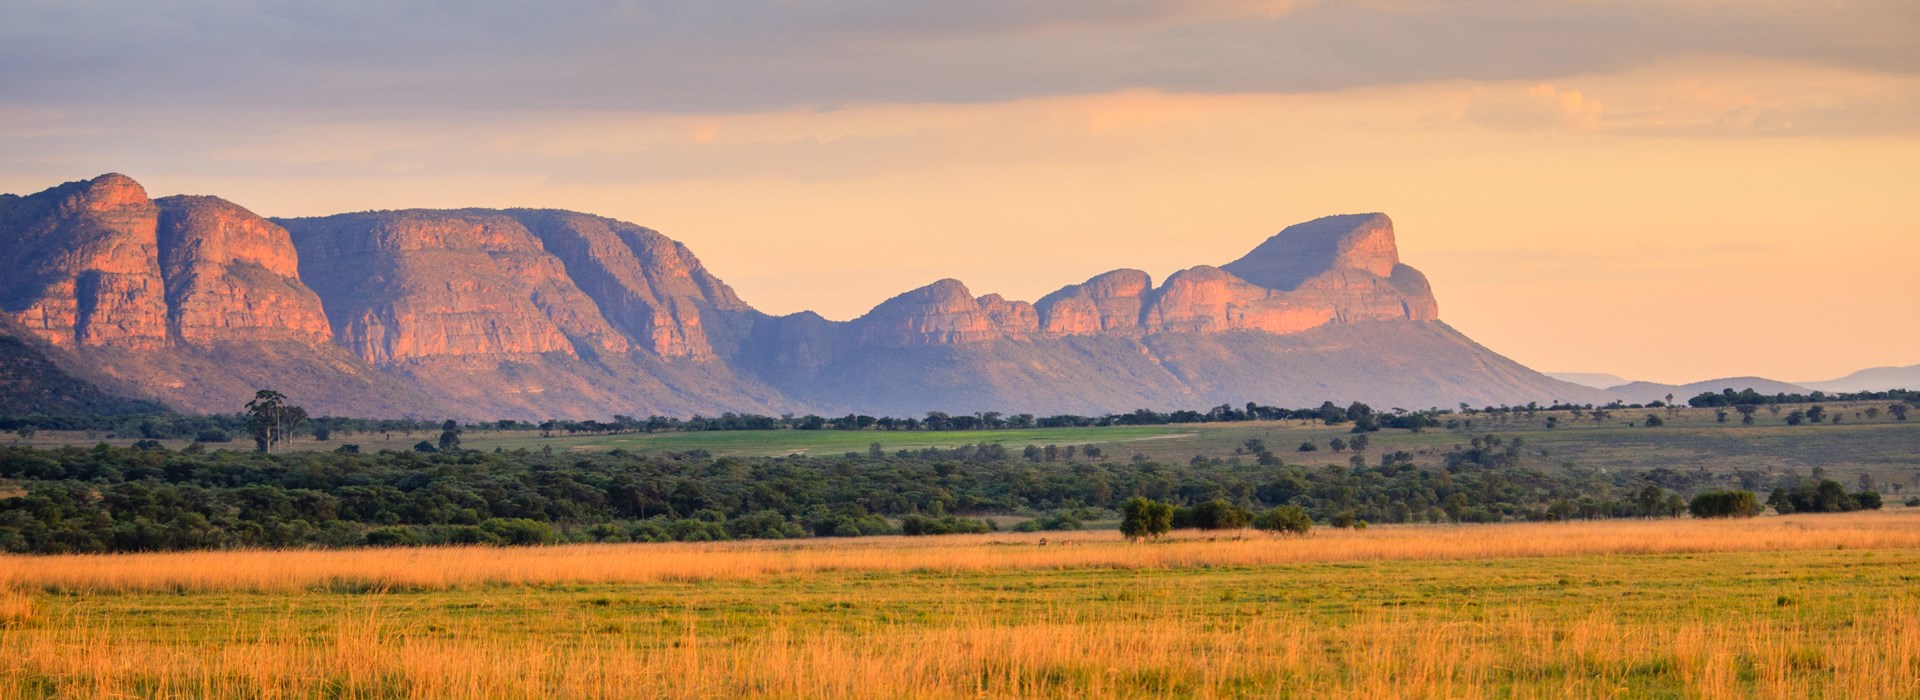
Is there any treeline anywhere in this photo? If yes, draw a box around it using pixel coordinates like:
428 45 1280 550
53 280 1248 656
0 439 1878 554
5 390 1914 444
1687 388 1919 408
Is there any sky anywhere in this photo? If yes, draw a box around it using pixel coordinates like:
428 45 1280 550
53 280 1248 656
2 0 1916 385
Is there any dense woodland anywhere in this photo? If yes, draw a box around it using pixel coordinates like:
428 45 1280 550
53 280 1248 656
0 436 1882 553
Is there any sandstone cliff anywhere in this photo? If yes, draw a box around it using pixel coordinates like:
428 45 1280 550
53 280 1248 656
861 213 1440 345
156 195 333 346
0 174 169 349
0 174 1606 420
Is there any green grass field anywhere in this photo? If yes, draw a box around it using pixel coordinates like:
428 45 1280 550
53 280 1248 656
15 401 1920 486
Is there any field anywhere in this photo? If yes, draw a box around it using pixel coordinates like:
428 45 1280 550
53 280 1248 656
5 510 1920 698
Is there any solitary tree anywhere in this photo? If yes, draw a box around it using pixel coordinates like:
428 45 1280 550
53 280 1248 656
245 390 301 453
438 420 463 451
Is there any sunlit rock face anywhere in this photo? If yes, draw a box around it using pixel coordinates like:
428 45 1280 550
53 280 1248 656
852 279 1039 348
0 174 336 349
898 212 1439 343
156 195 333 346
1 174 1598 419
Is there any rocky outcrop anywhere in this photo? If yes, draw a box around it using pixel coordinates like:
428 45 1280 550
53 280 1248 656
1222 213 1401 289
0 174 339 350
853 279 1039 347
1036 269 1150 336
155 196 333 345
0 174 169 348
513 210 748 360
884 213 1437 343
281 210 632 365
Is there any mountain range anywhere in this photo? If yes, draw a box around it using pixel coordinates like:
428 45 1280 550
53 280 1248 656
1 173 1668 420
1547 364 1919 404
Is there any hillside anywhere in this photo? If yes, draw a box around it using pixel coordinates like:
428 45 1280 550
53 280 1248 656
2 173 1603 419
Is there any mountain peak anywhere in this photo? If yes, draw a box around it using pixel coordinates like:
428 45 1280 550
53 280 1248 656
1221 212 1398 290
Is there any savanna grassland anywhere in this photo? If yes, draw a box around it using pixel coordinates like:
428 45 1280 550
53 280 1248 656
5 511 1920 698
14 402 1919 485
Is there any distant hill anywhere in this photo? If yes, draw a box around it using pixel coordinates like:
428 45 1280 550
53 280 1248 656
1547 372 1631 390
1 173 1604 419
1800 364 1920 394
1604 377 1814 405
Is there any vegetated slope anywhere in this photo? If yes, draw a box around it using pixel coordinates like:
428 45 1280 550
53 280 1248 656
2 173 1603 419
0 320 166 417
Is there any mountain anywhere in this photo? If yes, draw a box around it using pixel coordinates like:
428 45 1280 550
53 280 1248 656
1799 364 1920 394
1547 372 1631 390
1604 377 1813 405
1 173 1606 419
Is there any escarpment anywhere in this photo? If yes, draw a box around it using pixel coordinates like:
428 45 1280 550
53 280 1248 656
1 174 1603 419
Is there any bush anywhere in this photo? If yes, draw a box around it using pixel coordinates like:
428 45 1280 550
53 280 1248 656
1120 497 1174 542
479 518 556 545
1687 490 1763 518
1767 479 1875 514
194 429 232 443
1179 498 1253 530
363 527 421 547
1252 506 1313 535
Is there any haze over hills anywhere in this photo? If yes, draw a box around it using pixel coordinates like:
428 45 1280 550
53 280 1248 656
0 173 1616 419
1549 365 1917 404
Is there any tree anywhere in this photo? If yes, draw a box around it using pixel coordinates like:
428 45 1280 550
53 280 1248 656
1252 506 1313 535
1890 403 1909 421
1121 497 1174 542
438 420 463 451
1186 499 1253 530
244 390 299 453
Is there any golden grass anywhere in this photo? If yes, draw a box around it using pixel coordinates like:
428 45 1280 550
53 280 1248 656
5 512 1920 697
0 588 28 628
3 592 1913 698
5 510 1920 593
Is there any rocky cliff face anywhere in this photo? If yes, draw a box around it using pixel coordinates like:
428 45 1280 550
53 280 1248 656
0 174 1601 419
852 279 1039 348
866 213 1439 345
155 195 333 345
513 210 749 360
0 174 338 350
0 174 169 349
1035 269 1150 336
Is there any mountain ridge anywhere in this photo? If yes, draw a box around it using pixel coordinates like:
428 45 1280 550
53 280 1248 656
1 173 1607 419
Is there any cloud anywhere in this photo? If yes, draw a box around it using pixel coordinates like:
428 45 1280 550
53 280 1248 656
1 0 1916 116
1462 83 1607 132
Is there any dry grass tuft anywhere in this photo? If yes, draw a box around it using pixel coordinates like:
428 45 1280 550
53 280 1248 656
0 588 30 628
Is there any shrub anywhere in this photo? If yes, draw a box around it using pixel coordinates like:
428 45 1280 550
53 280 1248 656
363 527 422 547
1121 497 1174 542
1252 506 1313 536
480 518 557 546
1687 490 1763 518
1181 498 1254 530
